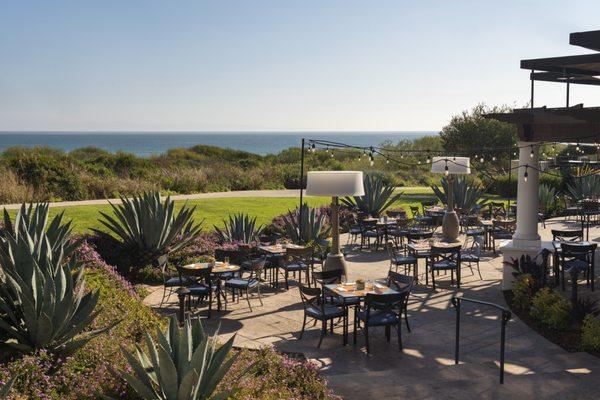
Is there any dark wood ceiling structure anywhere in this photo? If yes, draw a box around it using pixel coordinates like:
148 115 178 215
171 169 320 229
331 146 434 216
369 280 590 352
485 30 600 144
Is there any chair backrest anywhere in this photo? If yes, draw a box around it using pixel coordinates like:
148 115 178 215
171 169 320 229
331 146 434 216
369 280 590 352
409 205 422 217
286 246 312 262
489 202 506 218
395 217 410 229
313 269 343 286
177 265 213 283
582 200 600 212
364 292 406 318
493 219 516 231
298 284 322 310
431 244 462 256
249 258 266 275
387 271 415 294
387 209 407 219
463 215 481 228
561 242 597 259
406 231 434 242
552 229 583 242
361 219 378 229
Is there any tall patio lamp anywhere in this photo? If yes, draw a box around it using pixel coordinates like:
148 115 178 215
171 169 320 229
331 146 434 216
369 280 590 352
305 171 364 275
431 157 471 242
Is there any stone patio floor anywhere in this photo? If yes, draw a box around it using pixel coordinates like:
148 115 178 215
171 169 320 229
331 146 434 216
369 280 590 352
144 218 600 399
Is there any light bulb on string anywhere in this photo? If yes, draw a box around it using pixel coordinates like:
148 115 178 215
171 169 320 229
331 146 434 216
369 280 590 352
386 158 389 164
479 155 484 163
330 148 334 158
400 153 404 159
444 160 449 176
426 150 431 164
524 165 528 182
492 156 497 161
576 143 580 152
529 146 534 158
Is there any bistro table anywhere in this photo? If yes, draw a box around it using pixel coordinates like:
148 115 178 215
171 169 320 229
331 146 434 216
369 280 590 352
179 262 241 311
363 217 398 243
258 243 307 286
407 240 464 285
324 281 399 345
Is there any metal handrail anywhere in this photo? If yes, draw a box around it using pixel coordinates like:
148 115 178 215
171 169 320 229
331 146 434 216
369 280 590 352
450 295 512 384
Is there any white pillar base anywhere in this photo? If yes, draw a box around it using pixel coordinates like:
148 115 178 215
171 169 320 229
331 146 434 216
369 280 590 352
500 239 542 290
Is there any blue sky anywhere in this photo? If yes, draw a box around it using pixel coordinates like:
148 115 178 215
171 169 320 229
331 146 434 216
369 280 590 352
0 1 599 131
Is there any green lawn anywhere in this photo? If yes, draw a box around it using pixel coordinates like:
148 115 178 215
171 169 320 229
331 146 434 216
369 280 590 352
13 187 439 234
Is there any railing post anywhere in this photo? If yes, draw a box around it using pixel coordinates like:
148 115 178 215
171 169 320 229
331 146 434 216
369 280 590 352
451 297 460 365
500 310 510 384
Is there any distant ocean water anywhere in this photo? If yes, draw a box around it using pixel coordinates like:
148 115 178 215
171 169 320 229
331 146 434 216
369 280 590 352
0 132 435 156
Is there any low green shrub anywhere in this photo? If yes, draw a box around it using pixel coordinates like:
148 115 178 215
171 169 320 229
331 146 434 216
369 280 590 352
530 288 572 331
581 315 600 352
512 274 534 310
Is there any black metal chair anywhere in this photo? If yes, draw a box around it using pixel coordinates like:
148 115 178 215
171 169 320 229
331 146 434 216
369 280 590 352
314 269 360 310
178 265 218 318
460 235 483 280
490 219 515 254
224 258 266 311
360 219 384 250
558 242 597 294
387 271 415 332
354 292 406 353
385 240 417 276
410 205 433 230
158 255 189 308
428 244 462 290
388 217 411 246
281 246 312 290
298 284 346 348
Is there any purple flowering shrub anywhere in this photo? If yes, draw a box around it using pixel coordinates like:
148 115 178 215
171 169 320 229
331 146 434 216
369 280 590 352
222 348 341 400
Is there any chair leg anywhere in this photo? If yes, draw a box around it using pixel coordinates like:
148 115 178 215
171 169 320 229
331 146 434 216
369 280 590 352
365 326 370 354
404 308 411 332
245 288 252 312
353 314 358 344
318 320 326 348
476 261 482 280
397 324 403 351
257 284 263 306
385 325 391 342
285 271 289 291
300 314 307 339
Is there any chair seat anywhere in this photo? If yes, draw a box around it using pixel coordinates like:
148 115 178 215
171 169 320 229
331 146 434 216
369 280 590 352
225 278 259 289
393 255 417 265
284 262 308 271
165 277 189 287
357 310 399 326
306 305 345 320
492 231 512 239
460 253 479 262
330 296 360 306
362 231 381 238
187 283 217 295
465 228 485 236
431 260 458 270
349 227 362 234
564 259 590 273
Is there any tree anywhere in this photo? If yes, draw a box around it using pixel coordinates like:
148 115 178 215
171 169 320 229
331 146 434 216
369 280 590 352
439 104 517 160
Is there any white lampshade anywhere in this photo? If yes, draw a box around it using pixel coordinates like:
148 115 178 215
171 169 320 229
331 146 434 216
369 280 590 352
430 157 470 174
305 171 365 196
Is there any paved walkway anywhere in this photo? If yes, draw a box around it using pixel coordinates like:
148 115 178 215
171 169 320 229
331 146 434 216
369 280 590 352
144 220 600 400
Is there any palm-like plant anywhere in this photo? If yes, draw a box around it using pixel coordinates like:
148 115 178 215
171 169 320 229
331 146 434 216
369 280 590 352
341 174 402 217
539 184 556 214
431 176 487 214
94 192 203 268
282 204 330 245
120 315 239 400
0 203 113 355
214 213 263 244
566 173 600 201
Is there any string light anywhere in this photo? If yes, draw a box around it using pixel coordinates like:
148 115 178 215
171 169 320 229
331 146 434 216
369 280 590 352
492 156 497 161
444 160 449 176
524 165 528 182
529 145 534 158
426 150 431 164
576 143 580 152
479 155 484 163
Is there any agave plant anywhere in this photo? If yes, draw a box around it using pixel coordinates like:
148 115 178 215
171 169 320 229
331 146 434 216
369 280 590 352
566 173 600 201
341 174 402 217
94 192 203 269
282 204 330 245
0 203 113 355
119 315 239 400
431 176 487 214
539 184 556 214
214 213 263 244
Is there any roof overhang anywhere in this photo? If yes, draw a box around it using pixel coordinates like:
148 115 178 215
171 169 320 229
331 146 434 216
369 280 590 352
484 106 600 143
570 30 600 51
521 53 600 76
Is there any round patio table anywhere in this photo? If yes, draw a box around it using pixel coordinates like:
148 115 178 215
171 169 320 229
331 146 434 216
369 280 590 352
179 262 241 311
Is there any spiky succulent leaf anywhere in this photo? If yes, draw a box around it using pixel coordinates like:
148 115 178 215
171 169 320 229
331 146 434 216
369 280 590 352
282 204 330 245
214 213 263 244
567 173 600 201
93 192 203 269
120 315 240 400
0 203 112 355
431 176 487 214
341 174 402 217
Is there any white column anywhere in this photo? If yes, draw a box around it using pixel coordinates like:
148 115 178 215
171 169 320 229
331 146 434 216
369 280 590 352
513 141 541 246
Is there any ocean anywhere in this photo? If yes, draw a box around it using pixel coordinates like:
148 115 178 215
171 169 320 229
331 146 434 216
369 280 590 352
0 132 434 156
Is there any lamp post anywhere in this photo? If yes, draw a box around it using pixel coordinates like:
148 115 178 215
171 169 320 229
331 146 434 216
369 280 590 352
305 171 365 275
431 157 471 242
